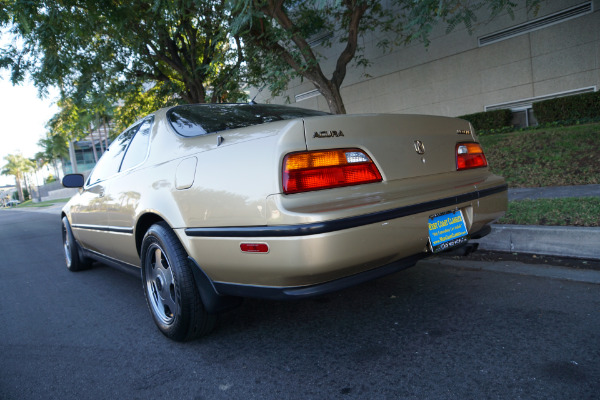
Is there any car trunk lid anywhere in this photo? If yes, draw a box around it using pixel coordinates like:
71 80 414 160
302 114 476 182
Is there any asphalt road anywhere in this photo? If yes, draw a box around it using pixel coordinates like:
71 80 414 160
1 210 599 399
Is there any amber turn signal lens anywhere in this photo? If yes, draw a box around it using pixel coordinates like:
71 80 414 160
283 149 382 194
456 142 488 170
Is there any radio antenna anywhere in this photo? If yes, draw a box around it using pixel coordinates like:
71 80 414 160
249 85 266 105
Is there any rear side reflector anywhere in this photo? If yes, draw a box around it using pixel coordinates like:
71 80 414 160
240 243 269 253
283 149 382 194
456 142 488 170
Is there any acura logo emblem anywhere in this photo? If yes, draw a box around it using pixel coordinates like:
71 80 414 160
414 140 425 155
313 130 344 138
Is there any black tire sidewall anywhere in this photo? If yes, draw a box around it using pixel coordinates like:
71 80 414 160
141 223 203 341
62 216 89 272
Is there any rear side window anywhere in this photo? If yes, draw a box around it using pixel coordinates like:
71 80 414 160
168 104 329 137
120 118 153 171
87 125 139 185
86 117 153 185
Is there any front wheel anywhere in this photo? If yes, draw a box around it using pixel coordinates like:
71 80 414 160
141 222 216 341
61 216 92 271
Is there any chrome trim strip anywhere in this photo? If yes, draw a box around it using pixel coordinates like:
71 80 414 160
72 224 134 234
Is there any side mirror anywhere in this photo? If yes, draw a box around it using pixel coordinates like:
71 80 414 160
62 174 85 188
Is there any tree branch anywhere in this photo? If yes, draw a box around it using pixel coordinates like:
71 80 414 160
332 0 369 88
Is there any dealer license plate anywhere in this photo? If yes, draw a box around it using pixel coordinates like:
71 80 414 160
428 210 469 253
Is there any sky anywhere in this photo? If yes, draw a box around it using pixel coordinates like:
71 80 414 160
0 71 59 186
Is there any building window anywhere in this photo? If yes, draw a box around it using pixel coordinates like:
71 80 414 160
478 2 593 46
510 108 538 129
295 89 321 102
485 87 596 128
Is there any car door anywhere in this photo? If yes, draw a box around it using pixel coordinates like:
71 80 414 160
103 117 154 266
70 124 140 256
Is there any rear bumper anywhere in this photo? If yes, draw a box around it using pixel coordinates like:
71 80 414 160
177 184 507 289
185 184 507 238
189 224 493 302
212 253 426 300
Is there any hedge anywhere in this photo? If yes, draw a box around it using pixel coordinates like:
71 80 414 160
533 91 600 124
457 109 513 131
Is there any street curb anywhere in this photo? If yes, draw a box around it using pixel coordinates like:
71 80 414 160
508 184 600 201
428 258 600 285
472 224 600 260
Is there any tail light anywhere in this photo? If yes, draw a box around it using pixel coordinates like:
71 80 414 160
456 142 488 171
283 149 382 194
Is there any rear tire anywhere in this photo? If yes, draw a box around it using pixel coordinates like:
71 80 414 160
141 222 216 341
61 216 92 271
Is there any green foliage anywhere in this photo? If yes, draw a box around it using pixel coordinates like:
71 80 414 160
4 0 247 103
3 0 543 124
533 91 600 125
458 109 513 132
400 0 540 45
37 134 69 163
1 154 34 180
233 0 541 114
12 188 29 203
110 83 181 133
479 123 600 187
44 175 57 184
232 0 383 113
2 153 35 202
2 0 247 134
499 197 600 227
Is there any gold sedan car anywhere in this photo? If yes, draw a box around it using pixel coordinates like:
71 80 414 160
61 103 507 341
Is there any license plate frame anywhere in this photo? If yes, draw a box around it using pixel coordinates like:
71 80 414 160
428 209 469 253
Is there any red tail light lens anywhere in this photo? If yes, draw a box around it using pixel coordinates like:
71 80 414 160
240 243 269 253
283 149 382 194
456 142 488 170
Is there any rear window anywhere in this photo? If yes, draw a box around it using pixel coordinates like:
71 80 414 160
167 104 329 137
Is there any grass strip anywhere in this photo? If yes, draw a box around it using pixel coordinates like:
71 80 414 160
499 197 600 227
13 198 72 208
480 123 600 188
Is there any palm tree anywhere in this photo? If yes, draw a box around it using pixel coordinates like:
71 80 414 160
38 133 70 179
1 154 35 202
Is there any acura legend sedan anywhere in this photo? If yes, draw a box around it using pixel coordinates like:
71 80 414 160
61 103 507 341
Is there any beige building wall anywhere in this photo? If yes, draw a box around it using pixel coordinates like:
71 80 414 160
254 0 599 118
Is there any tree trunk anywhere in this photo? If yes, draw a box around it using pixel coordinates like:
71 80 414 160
90 125 98 163
53 160 60 180
15 177 24 203
320 82 347 114
23 174 30 201
69 141 78 174
102 118 109 152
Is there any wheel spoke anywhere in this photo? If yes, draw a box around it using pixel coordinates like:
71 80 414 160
63 225 72 265
154 248 164 269
162 286 177 317
146 244 177 322
142 224 216 340
147 258 159 282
